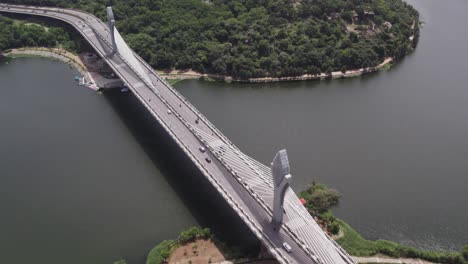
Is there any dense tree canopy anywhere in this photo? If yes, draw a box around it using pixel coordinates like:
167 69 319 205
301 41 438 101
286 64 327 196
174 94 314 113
300 182 342 235
0 16 75 52
301 183 342 214
2 0 419 79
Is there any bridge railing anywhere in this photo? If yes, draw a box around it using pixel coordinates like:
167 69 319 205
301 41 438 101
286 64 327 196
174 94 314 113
60 9 350 263
0 5 355 263
0 6 290 263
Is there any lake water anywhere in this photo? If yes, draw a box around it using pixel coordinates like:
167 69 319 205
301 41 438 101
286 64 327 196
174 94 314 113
0 57 199 263
175 0 468 252
0 57 257 264
0 0 467 263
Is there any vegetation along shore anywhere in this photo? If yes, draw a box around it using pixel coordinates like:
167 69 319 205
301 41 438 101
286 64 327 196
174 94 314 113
1 0 419 82
129 183 467 264
299 183 468 264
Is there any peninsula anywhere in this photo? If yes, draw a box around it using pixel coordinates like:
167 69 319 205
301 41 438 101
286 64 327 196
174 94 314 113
1 0 419 82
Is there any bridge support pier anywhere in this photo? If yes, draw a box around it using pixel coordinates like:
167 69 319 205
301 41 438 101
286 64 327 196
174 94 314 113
106 7 117 53
271 149 292 229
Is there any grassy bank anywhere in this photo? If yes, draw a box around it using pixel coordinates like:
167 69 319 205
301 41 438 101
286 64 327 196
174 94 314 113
146 227 211 264
337 219 466 263
146 239 179 264
165 78 183 86
5 53 43 58
146 227 248 264
300 183 467 264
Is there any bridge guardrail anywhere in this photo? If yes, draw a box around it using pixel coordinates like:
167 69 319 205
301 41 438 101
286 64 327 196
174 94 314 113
0 5 355 263
0 5 293 263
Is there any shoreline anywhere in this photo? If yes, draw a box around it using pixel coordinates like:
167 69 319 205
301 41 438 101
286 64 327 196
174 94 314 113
3 47 114 90
158 30 417 83
2 47 395 84
158 57 394 83
145 225 454 264
300 184 467 264
336 218 466 264
3 47 88 76
353 255 438 264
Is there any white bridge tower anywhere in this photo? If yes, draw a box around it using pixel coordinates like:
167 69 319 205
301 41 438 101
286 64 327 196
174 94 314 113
271 149 292 228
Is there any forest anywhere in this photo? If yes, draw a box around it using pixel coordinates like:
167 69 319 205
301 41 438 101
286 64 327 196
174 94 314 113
0 16 77 52
1 0 420 79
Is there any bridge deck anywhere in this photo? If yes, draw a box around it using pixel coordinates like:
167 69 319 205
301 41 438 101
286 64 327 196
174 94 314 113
0 4 355 264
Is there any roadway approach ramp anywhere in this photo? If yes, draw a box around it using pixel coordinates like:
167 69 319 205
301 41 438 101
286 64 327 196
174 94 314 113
0 4 357 264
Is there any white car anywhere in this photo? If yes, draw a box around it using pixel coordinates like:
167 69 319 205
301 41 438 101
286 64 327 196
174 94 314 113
283 242 292 253
199 146 206 153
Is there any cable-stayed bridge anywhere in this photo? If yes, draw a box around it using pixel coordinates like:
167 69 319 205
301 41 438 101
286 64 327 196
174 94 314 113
0 3 356 264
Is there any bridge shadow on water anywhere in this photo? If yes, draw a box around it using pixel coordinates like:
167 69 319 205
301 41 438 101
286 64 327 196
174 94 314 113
103 90 260 261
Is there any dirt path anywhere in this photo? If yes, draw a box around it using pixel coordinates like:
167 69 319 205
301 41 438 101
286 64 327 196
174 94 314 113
353 256 438 264
4 46 395 86
5 47 87 75
167 239 226 264
4 47 103 90
158 57 394 83
4 47 394 83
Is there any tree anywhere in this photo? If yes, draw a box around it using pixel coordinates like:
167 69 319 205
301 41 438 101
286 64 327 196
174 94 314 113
126 33 157 63
211 58 227 75
462 245 468 261
257 39 270 57
0 0 420 78
310 188 342 213
178 226 211 244
328 221 340 235
155 50 175 69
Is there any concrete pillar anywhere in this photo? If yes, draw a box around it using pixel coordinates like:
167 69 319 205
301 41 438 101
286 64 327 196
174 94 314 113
271 149 292 228
106 7 117 52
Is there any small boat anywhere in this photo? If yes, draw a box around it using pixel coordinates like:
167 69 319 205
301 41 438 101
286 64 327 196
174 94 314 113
78 77 86 86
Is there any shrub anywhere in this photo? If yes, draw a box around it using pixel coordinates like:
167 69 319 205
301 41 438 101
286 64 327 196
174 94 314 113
179 227 211 244
300 183 342 214
328 221 340 235
303 183 465 264
310 188 341 213
146 240 177 264
463 245 468 261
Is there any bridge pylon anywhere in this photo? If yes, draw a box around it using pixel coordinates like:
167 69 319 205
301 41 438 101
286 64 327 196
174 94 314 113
106 7 117 53
271 149 292 229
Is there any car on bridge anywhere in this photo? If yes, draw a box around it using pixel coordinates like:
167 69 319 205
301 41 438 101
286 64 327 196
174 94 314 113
283 242 292 253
